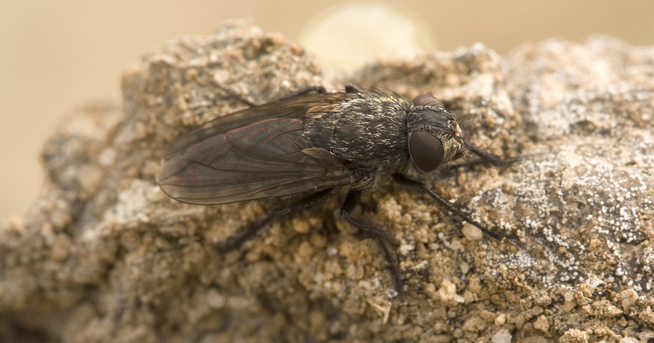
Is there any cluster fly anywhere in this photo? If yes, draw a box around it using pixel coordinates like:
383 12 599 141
157 85 502 299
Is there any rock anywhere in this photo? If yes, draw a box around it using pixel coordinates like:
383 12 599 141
1 18 652 342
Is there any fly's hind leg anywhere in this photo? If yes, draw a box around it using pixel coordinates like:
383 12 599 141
340 190 404 300
221 188 335 251
212 84 327 107
278 85 327 100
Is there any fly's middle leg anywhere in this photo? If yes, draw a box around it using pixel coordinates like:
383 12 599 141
340 190 405 300
221 188 335 251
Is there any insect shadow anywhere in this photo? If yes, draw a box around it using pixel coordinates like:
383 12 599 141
157 85 506 300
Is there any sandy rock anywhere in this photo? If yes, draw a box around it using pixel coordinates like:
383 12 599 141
1 19 653 342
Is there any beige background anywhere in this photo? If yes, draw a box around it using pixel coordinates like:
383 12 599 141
1 0 653 220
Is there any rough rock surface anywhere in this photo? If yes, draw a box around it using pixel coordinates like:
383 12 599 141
1 18 653 343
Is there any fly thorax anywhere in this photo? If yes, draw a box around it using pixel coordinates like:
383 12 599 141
305 96 409 174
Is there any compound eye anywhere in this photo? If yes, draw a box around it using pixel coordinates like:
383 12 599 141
412 94 444 109
409 130 444 172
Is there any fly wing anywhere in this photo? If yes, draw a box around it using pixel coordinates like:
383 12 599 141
157 96 356 205
164 93 355 159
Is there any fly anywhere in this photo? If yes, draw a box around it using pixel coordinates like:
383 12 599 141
156 85 501 300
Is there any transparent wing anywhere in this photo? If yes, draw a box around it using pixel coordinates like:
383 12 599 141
157 100 355 205
164 92 355 159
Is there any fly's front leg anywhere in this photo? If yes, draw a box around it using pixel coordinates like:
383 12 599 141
392 173 500 239
221 188 335 251
442 143 514 171
466 143 510 166
340 190 404 300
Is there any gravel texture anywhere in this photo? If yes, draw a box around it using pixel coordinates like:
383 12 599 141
1 18 653 343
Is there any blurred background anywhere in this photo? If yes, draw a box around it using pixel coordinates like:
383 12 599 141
1 0 653 220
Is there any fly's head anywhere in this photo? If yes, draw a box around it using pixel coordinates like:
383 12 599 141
407 94 466 173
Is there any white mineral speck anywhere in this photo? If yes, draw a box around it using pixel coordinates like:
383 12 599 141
492 328 512 343
461 223 483 241
207 288 226 309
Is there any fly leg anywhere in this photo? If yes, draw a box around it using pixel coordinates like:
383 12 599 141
344 85 363 94
212 84 327 107
278 85 327 100
392 173 500 239
440 143 518 173
210 81 259 107
340 190 405 300
466 143 509 166
280 84 368 99
222 188 335 251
